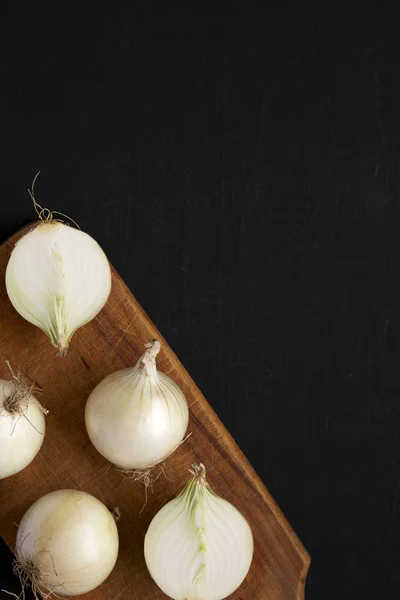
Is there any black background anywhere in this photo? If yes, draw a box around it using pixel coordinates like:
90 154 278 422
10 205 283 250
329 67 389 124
1 2 400 599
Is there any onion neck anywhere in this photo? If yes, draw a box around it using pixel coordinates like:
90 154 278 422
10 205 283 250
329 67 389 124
190 463 207 487
56 336 69 357
139 339 161 376
110 507 121 523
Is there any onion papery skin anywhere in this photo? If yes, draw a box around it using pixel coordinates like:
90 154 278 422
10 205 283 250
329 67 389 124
0 379 46 479
85 365 189 470
15 489 119 596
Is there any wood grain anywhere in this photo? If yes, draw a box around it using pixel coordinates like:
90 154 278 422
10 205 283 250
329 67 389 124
0 225 310 600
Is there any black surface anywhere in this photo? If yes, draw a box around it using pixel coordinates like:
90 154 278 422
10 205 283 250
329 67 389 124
1 3 400 599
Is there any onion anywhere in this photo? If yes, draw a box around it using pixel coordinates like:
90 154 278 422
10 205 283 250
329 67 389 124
0 376 47 480
144 463 254 600
14 489 119 597
85 339 189 470
6 220 111 356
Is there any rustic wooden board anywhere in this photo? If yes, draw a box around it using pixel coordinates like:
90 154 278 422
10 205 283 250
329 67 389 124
0 224 310 600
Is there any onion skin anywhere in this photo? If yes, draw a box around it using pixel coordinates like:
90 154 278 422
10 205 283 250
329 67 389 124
15 489 119 596
0 379 46 480
85 340 189 470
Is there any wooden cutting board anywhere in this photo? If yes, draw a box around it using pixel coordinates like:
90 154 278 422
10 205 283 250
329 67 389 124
0 224 310 600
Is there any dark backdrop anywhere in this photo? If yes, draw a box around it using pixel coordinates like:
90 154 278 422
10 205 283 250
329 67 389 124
1 2 400 599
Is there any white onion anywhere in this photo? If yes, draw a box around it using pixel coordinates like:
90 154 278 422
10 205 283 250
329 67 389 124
85 340 189 470
6 221 111 356
144 463 254 600
0 378 47 480
14 489 119 596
